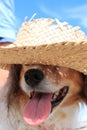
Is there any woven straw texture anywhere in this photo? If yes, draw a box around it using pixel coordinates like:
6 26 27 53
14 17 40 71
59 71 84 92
0 18 87 74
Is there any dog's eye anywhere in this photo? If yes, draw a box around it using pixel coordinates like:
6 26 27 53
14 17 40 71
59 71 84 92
56 66 60 71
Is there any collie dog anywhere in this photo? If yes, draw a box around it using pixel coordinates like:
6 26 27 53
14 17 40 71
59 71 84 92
0 64 87 130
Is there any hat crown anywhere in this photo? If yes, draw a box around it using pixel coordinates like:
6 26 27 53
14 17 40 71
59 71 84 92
0 18 87 75
15 18 86 47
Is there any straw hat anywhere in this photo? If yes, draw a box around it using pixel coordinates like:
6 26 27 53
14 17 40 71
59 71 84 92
0 18 87 74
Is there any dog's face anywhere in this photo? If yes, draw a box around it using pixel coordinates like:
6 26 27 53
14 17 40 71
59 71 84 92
14 64 84 126
20 64 83 100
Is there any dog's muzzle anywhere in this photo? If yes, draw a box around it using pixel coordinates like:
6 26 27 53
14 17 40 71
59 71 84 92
23 68 69 126
24 69 44 87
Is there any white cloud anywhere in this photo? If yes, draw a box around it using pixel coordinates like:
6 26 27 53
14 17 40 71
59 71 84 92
64 4 87 27
39 5 61 19
65 4 87 14
39 3 87 28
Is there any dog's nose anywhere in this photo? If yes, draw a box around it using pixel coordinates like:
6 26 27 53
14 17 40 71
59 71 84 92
24 69 44 87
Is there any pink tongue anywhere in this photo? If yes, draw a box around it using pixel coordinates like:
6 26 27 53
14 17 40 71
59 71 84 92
23 93 52 126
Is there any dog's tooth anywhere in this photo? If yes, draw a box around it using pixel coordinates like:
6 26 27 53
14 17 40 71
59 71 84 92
55 91 59 96
52 92 58 101
54 94 57 100
29 93 32 98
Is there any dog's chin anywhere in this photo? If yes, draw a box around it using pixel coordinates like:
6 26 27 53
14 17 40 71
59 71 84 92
23 86 69 126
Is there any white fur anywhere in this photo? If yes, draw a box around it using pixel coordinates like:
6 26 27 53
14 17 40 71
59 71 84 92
0 86 87 130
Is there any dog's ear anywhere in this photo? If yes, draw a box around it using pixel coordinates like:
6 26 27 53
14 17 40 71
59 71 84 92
83 74 87 98
8 64 22 93
10 64 22 80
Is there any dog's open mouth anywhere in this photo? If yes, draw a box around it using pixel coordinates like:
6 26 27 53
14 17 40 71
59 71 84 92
52 86 69 108
23 86 69 126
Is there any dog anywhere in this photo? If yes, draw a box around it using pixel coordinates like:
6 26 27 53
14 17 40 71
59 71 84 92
0 64 87 130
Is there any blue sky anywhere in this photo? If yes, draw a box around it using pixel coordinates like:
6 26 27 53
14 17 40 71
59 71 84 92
15 0 87 35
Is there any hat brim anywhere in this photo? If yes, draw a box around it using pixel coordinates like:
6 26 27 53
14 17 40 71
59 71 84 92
0 41 87 74
0 18 87 74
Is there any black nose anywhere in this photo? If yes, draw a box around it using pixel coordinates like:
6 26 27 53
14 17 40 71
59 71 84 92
24 69 44 87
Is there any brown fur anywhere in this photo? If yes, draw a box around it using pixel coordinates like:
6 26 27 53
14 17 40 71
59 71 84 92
1 64 87 130
6 64 87 111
